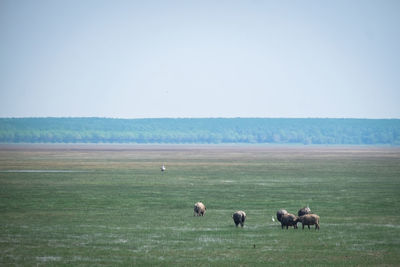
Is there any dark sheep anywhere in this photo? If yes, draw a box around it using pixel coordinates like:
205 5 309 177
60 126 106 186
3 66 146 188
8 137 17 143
280 213 299 229
298 214 320 230
276 209 288 222
232 211 246 227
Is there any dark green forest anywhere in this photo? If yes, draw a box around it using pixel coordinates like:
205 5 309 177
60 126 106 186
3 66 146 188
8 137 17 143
0 118 399 145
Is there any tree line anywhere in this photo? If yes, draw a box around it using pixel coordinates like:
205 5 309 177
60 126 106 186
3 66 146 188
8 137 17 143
0 117 399 145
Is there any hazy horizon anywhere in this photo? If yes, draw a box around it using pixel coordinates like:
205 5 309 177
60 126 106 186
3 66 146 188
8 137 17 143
1 116 400 121
1 0 400 119
1 116 400 120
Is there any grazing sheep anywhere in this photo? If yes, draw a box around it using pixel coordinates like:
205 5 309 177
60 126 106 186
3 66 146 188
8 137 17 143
280 213 299 229
298 214 320 230
232 211 246 227
276 209 288 222
194 202 206 216
298 206 311 217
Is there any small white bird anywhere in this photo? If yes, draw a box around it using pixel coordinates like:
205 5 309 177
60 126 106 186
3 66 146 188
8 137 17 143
272 216 275 222
161 164 166 172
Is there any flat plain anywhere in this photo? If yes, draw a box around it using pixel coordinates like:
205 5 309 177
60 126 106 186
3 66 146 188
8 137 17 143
0 144 400 266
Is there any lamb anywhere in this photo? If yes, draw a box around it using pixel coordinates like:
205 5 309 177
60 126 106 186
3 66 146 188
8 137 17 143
193 202 206 216
298 214 320 230
298 206 311 217
280 213 299 229
276 209 288 222
232 211 246 227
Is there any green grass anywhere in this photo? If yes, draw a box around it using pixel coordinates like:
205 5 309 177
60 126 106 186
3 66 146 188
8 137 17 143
0 145 400 266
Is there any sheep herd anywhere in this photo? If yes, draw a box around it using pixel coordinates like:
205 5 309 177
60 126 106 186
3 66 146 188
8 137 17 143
277 207 320 230
194 202 320 230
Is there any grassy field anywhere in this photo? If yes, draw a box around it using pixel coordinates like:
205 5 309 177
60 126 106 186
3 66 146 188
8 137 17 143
0 144 400 266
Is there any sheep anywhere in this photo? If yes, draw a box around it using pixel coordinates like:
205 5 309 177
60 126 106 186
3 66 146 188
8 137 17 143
193 202 206 216
276 209 288 222
232 211 246 227
280 213 299 229
298 214 320 230
298 206 311 217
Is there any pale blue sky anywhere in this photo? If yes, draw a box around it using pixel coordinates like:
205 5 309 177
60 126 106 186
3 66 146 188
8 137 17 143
1 0 399 118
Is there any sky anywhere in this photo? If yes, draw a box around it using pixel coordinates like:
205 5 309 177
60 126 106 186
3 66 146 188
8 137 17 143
1 0 399 119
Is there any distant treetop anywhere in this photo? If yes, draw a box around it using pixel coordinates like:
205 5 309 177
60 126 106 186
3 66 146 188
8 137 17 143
0 118 399 145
